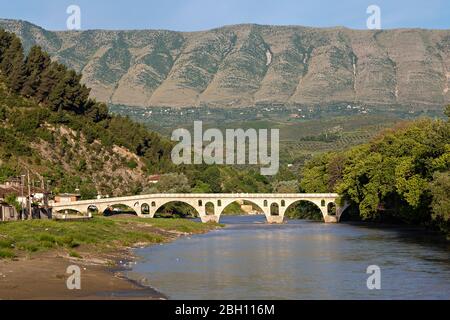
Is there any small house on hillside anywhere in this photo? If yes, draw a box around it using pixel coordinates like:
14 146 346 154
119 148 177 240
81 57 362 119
149 175 161 184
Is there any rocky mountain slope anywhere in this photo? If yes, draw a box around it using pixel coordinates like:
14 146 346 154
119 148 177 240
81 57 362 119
1 19 449 109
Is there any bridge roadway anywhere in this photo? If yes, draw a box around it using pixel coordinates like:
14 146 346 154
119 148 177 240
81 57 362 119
51 193 348 224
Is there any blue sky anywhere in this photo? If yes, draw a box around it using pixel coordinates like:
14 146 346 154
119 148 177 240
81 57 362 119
1 0 449 31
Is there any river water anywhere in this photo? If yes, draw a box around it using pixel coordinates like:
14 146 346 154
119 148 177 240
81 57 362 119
128 216 450 300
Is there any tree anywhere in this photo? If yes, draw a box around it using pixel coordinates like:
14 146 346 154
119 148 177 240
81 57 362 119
47 70 90 113
5 194 21 213
0 30 13 64
142 173 191 194
272 180 299 193
21 46 51 97
85 101 109 123
430 171 450 235
35 62 67 103
0 37 26 92
200 166 221 193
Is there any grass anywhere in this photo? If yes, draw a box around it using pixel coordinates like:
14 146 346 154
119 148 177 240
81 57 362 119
0 216 221 259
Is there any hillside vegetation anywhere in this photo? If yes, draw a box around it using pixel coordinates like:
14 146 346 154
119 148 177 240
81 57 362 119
300 110 450 235
0 29 274 199
1 19 448 109
0 29 177 197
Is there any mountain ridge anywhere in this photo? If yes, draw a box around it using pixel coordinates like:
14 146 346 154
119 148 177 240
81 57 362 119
1 18 449 109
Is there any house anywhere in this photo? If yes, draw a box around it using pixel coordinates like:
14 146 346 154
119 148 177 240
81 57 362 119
54 193 81 204
0 178 48 207
0 200 19 221
149 175 161 184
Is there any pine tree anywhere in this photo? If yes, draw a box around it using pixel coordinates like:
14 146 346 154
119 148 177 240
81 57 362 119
8 55 26 92
21 46 51 97
0 37 27 92
0 37 23 76
47 70 90 113
35 62 67 103
0 30 13 65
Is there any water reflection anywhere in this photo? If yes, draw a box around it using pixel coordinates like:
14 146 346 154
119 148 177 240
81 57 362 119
129 216 450 300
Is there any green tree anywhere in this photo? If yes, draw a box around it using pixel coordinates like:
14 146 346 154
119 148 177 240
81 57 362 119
0 30 13 64
430 171 450 235
272 180 299 193
21 46 51 97
35 62 67 103
47 70 90 113
445 105 450 119
5 194 21 213
0 37 26 92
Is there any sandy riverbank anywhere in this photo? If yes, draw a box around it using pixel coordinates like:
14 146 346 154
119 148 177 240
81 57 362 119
0 216 221 300
0 247 167 300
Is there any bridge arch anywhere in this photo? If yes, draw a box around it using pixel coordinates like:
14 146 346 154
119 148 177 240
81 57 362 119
153 200 200 218
104 203 137 216
217 198 265 217
54 208 83 215
283 199 323 221
87 205 99 214
283 198 338 222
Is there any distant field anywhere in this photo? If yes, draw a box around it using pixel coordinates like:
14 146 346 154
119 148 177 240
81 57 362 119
110 105 445 170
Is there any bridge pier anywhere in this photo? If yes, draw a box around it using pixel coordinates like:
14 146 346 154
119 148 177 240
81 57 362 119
323 215 339 223
200 214 220 223
266 215 284 224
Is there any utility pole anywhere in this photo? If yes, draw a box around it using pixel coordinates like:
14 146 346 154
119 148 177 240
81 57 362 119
27 170 32 220
20 175 25 220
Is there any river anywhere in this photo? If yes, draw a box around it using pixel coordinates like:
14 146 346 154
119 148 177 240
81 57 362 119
127 216 450 300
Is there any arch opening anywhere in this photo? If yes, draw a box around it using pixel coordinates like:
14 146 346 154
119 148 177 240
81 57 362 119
154 201 199 219
284 200 323 221
270 203 279 216
141 203 150 215
87 205 99 214
103 204 137 217
221 200 264 216
327 202 336 216
205 202 215 216
54 208 84 217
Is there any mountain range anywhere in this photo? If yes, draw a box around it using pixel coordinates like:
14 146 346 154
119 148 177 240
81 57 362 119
0 19 449 110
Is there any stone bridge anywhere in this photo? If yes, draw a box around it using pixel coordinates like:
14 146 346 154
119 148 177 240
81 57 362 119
51 193 349 224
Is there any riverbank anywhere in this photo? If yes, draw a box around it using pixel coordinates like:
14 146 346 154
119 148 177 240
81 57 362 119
0 216 222 299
